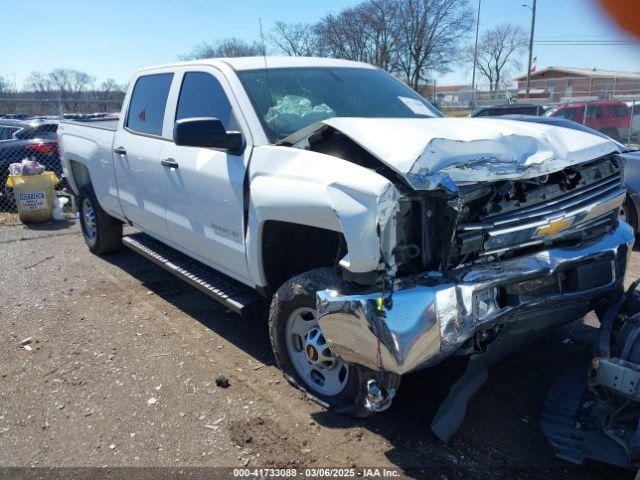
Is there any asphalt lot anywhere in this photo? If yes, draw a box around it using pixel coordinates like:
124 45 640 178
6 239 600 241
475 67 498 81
1 214 638 479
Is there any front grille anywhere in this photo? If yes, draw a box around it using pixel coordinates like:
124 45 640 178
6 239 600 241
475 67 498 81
456 164 625 258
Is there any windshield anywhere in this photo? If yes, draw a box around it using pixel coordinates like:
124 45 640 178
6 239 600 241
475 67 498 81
236 67 441 143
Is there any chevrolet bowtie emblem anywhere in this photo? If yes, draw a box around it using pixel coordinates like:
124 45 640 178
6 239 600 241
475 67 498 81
537 218 573 237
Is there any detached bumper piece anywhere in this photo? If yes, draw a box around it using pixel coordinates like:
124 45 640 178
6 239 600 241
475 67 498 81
317 222 634 376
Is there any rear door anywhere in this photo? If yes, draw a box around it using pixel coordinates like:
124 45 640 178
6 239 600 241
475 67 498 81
160 67 251 282
113 72 174 239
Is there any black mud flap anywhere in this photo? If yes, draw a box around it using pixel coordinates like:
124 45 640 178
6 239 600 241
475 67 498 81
431 325 534 442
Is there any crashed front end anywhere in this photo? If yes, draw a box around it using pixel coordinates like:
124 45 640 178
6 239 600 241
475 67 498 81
317 153 633 375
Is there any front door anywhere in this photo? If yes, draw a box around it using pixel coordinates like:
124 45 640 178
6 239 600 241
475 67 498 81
160 69 251 282
113 72 174 240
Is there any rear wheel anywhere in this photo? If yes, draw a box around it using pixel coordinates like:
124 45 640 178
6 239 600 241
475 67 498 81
78 184 122 254
268 268 400 417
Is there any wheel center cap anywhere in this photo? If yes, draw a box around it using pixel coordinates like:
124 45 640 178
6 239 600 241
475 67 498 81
306 344 318 362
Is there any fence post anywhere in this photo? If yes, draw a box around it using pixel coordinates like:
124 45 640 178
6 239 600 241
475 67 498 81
628 101 635 146
57 98 64 119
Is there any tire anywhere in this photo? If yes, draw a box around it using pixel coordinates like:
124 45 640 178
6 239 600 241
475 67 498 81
78 184 122 254
621 197 639 234
268 267 400 417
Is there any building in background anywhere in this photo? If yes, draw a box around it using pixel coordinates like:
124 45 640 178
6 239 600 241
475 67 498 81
513 67 640 101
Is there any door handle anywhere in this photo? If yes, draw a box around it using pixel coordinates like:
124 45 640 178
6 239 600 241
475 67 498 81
113 146 127 155
161 158 179 169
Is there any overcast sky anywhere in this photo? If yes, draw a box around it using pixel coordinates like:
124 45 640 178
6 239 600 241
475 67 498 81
2 0 639 89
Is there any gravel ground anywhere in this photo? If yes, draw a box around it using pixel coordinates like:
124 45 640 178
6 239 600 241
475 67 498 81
0 215 637 479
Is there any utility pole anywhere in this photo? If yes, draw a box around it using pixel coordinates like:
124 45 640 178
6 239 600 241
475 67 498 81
525 0 537 99
471 0 481 107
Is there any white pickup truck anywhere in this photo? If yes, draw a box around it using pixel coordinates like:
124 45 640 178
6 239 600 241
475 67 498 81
58 57 634 440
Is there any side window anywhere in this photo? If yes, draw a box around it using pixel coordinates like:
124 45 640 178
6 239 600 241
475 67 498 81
608 105 629 118
175 72 237 130
126 73 173 136
586 105 603 119
554 108 576 120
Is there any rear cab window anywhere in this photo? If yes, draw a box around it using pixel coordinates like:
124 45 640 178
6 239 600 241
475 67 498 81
126 73 174 136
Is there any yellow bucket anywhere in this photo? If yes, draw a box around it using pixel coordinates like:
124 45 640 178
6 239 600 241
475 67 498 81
6 172 59 223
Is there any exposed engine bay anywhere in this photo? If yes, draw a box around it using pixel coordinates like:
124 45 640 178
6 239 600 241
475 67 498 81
301 125 625 275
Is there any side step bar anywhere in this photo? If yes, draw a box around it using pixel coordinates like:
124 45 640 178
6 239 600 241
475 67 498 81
122 233 262 314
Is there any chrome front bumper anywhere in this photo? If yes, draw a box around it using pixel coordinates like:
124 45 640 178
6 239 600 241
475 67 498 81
316 222 635 375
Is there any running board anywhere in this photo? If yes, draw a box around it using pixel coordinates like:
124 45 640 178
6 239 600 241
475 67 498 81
122 233 262 314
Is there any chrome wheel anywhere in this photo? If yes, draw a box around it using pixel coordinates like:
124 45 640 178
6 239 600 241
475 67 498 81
285 307 349 396
82 198 97 240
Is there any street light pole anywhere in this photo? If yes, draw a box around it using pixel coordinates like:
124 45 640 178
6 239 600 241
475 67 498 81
525 0 537 99
471 0 481 107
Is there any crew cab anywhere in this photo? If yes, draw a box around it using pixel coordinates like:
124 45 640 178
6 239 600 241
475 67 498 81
57 57 633 440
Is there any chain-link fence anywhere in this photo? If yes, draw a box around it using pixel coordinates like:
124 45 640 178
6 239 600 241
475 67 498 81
0 97 121 213
431 75 640 148
2 82 640 212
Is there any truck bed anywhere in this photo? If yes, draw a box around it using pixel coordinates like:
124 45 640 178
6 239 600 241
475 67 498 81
61 118 118 131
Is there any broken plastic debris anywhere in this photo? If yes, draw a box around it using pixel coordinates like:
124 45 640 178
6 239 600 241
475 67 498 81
147 397 157 406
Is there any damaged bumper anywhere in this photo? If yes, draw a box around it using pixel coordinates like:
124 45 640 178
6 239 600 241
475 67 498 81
317 222 635 375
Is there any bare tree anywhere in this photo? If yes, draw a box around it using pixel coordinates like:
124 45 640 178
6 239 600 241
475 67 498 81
25 71 53 97
311 0 403 70
359 0 401 71
0 76 11 96
270 21 317 56
314 8 371 62
465 23 528 91
94 78 125 111
179 38 265 60
48 69 95 98
394 0 473 90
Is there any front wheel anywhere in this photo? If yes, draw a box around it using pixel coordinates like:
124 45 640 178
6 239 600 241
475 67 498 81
78 184 122 254
268 268 400 417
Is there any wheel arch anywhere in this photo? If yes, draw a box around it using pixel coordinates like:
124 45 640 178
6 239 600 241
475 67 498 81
246 146 402 291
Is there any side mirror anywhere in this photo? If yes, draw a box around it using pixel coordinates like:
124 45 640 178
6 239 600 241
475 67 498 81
173 117 244 155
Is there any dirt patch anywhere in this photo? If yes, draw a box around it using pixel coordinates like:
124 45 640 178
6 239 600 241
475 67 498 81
0 220 633 478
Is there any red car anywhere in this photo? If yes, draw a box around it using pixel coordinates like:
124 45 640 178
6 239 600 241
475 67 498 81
544 100 631 141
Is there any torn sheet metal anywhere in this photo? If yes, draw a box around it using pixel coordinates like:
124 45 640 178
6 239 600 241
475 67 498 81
326 181 401 274
281 117 620 191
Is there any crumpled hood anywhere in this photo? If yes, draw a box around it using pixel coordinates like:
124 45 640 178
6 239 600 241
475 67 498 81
283 117 621 191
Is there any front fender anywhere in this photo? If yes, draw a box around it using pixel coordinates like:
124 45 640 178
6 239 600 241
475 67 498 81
246 145 400 287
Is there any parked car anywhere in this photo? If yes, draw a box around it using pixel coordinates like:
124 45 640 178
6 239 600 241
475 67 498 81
544 100 631 141
0 120 60 208
470 103 545 117
58 57 632 441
